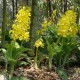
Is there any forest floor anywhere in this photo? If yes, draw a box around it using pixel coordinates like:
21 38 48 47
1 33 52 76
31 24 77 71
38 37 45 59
0 65 80 80
13 65 80 80
0 60 80 80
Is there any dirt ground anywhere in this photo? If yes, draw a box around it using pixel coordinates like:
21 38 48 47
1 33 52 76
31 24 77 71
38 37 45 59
13 65 80 80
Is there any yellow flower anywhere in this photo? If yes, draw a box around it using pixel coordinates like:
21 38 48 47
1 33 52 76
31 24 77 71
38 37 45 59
42 20 48 30
37 10 57 35
34 38 44 48
57 10 78 37
69 26 78 37
51 9 57 22
37 19 48 35
9 6 31 41
57 26 69 37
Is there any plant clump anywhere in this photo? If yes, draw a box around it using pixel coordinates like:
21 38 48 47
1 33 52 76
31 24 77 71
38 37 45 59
9 6 31 41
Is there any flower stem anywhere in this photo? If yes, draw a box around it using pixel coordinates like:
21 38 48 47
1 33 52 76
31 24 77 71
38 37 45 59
34 48 38 69
49 58 52 69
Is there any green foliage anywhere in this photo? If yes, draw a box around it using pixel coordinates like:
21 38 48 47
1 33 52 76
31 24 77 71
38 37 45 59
0 0 80 79
56 67 68 80
4 41 27 61
45 38 61 69
75 45 80 62
1 41 29 78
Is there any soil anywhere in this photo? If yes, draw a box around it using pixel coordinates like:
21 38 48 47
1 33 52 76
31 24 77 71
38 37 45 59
13 65 80 80
0 60 80 80
14 66 60 80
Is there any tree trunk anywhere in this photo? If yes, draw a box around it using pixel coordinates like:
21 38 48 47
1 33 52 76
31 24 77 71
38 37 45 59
48 0 52 17
30 0 38 54
15 0 18 14
60 0 63 13
12 0 15 19
1 0 6 47
46 0 52 19
46 0 49 19
64 0 67 13
76 0 80 24
26 0 29 5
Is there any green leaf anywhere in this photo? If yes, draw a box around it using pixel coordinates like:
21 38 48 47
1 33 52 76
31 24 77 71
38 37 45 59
38 51 48 65
56 68 68 80
2 41 29 69
45 38 61 58
16 61 29 66
6 45 13 59
11 41 20 48
1 48 7 54
12 47 27 60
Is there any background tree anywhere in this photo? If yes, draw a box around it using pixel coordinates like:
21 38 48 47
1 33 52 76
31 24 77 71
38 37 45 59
26 0 29 5
30 0 38 54
64 0 67 13
15 0 17 14
1 0 6 47
12 0 15 19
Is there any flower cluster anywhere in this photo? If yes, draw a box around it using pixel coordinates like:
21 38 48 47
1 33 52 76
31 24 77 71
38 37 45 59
51 10 57 22
37 10 56 35
38 20 49 35
57 10 78 37
34 37 44 48
10 6 31 41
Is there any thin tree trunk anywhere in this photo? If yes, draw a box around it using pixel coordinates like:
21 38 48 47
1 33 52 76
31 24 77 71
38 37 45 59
12 0 15 19
76 0 80 24
1 0 6 47
15 0 17 14
64 0 67 13
60 0 63 13
76 8 79 24
46 0 52 19
46 0 49 19
26 0 29 5
48 0 52 17
30 0 38 54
